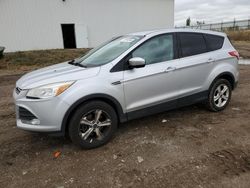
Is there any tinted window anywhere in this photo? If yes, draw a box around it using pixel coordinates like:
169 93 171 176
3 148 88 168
132 34 174 65
179 33 207 57
204 34 224 51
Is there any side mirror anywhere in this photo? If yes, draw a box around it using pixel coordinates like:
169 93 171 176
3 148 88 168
128 57 146 69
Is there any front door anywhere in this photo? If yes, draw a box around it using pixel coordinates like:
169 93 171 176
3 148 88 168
123 34 180 117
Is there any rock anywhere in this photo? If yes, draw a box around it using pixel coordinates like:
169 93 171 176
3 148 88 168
217 154 225 158
232 107 241 111
162 119 169 123
22 171 27 175
69 178 74 183
65 178 74 184
137 156 144 163
113 154 118 160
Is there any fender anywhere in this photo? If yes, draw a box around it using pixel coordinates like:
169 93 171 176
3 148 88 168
61 94 127 135
205 60 238 91
208 71 236 90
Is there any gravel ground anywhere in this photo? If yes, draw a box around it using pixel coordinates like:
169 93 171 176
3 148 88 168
0 65 250 188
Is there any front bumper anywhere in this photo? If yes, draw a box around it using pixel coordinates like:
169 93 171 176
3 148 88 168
13 88 70 134
16 119 61 132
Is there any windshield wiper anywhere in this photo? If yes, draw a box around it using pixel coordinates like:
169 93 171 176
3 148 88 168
68 59 75 65
68 60 87 68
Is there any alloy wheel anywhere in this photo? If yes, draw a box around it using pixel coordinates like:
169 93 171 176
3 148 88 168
79 109 112 143
213 84 230 108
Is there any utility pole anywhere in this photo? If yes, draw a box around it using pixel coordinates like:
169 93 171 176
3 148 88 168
233 18 236 31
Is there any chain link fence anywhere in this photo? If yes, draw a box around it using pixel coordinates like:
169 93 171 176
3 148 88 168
176 19 250 31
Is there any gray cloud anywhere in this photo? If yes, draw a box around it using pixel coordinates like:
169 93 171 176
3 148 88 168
175 0 250 26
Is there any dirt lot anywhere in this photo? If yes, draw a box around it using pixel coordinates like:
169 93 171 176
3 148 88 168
233 41 250 59
1 51 250 187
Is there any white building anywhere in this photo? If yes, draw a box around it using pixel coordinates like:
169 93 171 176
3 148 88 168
0 0 174 52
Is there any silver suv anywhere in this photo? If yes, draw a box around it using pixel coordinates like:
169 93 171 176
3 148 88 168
14 29 239 149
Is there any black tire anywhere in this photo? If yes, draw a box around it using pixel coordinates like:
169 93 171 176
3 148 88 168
206 79 232 112
68 100 118 149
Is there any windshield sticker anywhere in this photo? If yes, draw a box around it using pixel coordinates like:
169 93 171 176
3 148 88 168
120 38 136 43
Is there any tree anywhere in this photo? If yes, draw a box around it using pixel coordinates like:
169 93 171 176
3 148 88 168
186 17 191 26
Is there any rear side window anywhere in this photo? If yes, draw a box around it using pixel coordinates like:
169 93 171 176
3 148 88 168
204 34 224 51
179 33 207 57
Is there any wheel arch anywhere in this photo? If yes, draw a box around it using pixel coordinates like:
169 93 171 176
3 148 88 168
209 72 236 91
61 94 127 135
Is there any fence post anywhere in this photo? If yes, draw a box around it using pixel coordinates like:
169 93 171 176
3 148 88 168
233 19 236 31
221 21 223 31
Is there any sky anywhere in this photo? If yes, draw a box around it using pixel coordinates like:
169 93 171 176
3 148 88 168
175 0 250 26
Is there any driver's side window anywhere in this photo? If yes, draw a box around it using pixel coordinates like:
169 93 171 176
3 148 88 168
132 34 174 65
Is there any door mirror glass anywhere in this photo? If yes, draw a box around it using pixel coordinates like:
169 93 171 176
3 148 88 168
128 57 146 68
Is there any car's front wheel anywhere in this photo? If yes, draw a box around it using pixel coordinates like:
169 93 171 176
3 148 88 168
68 101 118 149
206 79 232 112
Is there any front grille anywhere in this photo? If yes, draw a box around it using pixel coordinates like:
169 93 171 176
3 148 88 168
16 87 22 95
19 107 37 121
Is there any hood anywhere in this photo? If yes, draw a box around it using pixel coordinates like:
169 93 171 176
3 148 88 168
16 62 101 89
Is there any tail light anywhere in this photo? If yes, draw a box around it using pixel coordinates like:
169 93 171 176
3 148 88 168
229 51 240 60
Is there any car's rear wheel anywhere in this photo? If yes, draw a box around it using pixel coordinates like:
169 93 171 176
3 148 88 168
68 101 118 149
206 79 232 112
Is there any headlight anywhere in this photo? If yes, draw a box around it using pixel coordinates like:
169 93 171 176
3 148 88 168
26 81 75 99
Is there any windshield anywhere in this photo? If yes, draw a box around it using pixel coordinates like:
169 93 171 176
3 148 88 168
76 35 143 67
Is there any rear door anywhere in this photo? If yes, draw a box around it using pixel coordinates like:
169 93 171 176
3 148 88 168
175 32 215 97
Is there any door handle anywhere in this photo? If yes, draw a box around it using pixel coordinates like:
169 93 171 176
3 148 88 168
207 58 215 63
165 66 176 72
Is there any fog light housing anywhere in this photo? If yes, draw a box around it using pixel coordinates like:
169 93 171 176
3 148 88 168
30 119 40 125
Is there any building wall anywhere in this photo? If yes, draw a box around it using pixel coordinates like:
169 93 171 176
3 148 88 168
0 0 174 52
